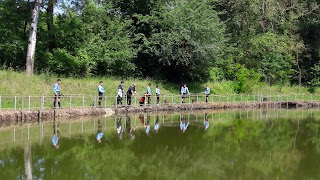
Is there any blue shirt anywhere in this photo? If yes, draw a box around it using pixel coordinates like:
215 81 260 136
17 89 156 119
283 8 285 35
155 88 160 95
98 85 105 93
154 123 160 131
96 132 104 140
180 121 184 131
181 87 190 94
146 86 151 94
146 125 151 134
52 134 58 146
204 87 210 95
204 121 209 130
53 83 60 93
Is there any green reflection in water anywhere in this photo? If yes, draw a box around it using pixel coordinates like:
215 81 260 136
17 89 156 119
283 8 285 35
1 109 320 179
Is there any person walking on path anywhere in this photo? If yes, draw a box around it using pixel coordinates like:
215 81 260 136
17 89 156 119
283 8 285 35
155 85 160 105
97 81 105 107
146 83 152 104
117 81 124 105
53 79 61 108
181 84 190 103
204 85 210 103
126 83 138 105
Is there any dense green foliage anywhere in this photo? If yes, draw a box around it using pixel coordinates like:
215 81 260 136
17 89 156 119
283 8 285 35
0 0 319 88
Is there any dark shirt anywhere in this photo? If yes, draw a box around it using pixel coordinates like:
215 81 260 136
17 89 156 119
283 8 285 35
118 84 123 90
127 85 135 96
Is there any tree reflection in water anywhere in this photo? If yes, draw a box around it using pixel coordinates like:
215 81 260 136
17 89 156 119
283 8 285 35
0 110 320 179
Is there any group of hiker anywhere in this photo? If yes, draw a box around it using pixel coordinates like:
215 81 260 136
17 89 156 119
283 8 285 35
53 79 211 108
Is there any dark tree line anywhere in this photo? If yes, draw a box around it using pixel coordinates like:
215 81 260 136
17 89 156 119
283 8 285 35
0 0 319 89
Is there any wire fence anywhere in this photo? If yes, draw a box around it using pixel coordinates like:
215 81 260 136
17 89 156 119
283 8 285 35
0 93 319 110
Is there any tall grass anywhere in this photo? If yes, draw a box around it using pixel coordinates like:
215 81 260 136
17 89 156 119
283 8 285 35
0 70 318 96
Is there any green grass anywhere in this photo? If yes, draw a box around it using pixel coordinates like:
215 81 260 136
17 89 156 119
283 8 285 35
1 70 319 96
0 70 320 109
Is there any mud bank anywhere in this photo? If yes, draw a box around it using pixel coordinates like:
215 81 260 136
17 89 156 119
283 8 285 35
0 108 115 127
115 101 320 114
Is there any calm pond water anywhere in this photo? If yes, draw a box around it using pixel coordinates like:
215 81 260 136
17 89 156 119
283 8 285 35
1 109 320 179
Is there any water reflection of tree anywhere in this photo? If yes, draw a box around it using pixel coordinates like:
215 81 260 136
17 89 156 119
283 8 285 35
2 118 320 179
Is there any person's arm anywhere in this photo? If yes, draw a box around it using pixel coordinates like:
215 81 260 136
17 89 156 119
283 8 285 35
181 87 184 94
133 87 138 95
186 87 190 95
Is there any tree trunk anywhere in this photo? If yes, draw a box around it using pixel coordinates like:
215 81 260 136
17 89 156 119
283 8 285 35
47 0 57 52
26 0 42 76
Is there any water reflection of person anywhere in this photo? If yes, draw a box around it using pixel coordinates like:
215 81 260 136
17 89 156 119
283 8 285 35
126 115 137 139
116 118 123 139
204 113 209 131
154 115 160 133
52 123 59 149
96 120 104 143
180 114 189 133
145 114 151 135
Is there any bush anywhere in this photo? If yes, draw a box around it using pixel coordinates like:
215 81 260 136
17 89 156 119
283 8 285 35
234 64 261 93
48 49 79 76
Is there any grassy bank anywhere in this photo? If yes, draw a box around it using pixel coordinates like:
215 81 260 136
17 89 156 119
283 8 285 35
0 70 319 96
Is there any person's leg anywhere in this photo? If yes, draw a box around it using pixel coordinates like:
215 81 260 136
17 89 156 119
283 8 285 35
98 94 102 106
182 94 185 103
119 96 122 105
53 95 57 107
58 95 61 107
117 96 120 105
127 96 131 105
157 96 160 104
147 96 151 104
